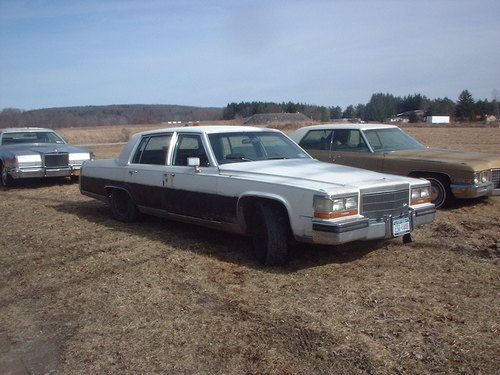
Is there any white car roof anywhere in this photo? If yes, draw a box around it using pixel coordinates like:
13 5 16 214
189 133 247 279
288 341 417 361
0 127 53 133
298 123 397 131
136 125 278 137
290 123 399 142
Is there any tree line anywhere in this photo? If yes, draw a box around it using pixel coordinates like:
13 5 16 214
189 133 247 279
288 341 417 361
1 90 498 129
223 90 499 122
0 104 223 129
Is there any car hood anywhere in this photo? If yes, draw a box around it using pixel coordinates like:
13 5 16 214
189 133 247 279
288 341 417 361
218 159 421 194
1 143 90 156
386 148 500 170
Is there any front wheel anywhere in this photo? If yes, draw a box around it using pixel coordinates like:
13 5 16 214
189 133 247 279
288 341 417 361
0 164 13 187
252 201 290 266
425 175 452 208
110 189 138 222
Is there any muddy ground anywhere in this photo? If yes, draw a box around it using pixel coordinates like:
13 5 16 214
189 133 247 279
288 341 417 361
0 127 499 374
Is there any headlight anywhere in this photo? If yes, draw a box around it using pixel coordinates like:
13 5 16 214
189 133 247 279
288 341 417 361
313 194 358 219
411 186 432 205
16 154 42 167
474 170 491 184
69 152 91 163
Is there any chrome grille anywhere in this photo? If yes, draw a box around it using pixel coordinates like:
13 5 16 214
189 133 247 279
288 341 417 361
492 169 500 189
44 153 69 168
361 188 409 219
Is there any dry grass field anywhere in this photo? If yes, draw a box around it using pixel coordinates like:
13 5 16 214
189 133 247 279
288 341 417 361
0 126 499 374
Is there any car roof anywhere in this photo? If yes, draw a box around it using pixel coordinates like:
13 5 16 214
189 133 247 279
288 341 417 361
289 123 400 142
297 123 398 131
137 125 279 137
0 127 53 134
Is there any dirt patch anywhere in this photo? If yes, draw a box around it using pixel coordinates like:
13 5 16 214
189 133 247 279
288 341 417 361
0 128 499 374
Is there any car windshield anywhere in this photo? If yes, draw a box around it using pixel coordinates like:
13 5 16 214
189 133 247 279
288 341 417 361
208 131 310 164
363 128 425 152
1 131 65 145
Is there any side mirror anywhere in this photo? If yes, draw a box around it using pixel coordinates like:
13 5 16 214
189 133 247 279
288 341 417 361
187 157 201 172
187 157 200 167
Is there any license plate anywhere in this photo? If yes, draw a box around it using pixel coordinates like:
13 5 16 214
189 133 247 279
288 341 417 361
392 215 410 237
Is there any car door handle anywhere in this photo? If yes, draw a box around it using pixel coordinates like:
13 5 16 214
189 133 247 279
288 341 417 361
128 170 138 175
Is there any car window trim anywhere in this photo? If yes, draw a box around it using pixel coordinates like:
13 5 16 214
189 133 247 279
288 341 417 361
172 132 213 168
129 132 173 166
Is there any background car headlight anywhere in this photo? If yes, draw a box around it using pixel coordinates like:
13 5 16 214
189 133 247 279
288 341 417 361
16 154 42 167
69 152 91 164
411 186 431 205
313 195 358 219
474 170 492 184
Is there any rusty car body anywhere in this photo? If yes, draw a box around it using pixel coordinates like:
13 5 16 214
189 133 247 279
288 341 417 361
80 126 435 265
290 124 500 208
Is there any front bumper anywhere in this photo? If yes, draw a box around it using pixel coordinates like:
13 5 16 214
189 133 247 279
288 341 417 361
450 181 495 199
311 203 435 246
8 166 82 179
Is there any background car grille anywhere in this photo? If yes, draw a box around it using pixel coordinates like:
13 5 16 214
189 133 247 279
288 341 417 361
44 153 69 168
492 169 500 189
361 188 409 219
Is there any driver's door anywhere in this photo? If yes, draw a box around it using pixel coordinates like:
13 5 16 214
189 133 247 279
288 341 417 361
330 129 384 171
163 133 221 221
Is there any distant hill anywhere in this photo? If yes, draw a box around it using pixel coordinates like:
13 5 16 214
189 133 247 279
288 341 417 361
0 104 224 129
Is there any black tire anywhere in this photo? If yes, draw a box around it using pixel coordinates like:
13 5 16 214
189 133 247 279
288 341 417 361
424 174 452 208
70 175 79 183
252 201 290 266
110 189 138 222
0 163 13 187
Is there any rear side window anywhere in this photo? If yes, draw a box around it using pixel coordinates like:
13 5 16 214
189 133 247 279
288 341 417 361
132 134 171 165
330 129 369 152
299 130 333 150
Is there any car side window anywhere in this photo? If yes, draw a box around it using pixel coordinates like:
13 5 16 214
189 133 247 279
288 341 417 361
172 134 210 167
132 137 149 163
299 130 333 150
364 130 383 151
132 134 171 165
331 130 369 152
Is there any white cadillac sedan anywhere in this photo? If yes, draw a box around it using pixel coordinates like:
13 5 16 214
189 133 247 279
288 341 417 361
80 126 435 265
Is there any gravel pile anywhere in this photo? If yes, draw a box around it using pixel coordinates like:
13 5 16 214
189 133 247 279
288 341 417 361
244 112 311 125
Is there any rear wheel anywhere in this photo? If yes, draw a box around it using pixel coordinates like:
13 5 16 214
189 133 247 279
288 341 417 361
252 201 290 266
110 189 138 222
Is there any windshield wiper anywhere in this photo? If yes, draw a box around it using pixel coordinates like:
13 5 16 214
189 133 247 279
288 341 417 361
225 155 254 161
267 156 288 160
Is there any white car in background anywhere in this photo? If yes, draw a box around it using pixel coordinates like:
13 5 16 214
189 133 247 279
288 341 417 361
80 126 435 265
0 127 93 186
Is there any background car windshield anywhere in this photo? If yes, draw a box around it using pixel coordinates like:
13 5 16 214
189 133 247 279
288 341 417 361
1 131 65 145
363 128 425 151
209 132 310 164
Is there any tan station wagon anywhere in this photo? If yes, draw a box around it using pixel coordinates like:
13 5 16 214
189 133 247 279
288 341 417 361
290 124 500 208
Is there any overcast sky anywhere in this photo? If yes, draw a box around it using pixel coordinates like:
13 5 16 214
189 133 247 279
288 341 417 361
1 0 499 110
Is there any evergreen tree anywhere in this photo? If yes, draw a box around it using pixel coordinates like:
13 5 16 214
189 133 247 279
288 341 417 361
329 106 342 119
342 105 355 118
455 90 475 121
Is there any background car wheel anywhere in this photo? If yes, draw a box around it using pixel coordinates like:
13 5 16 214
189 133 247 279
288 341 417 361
252 201 290 266
110 189 138 222
424 175 452 208
0 164 13 187
70 175 79 183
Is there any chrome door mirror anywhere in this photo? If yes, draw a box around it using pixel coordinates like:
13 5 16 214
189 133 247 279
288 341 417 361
187 157 201 172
